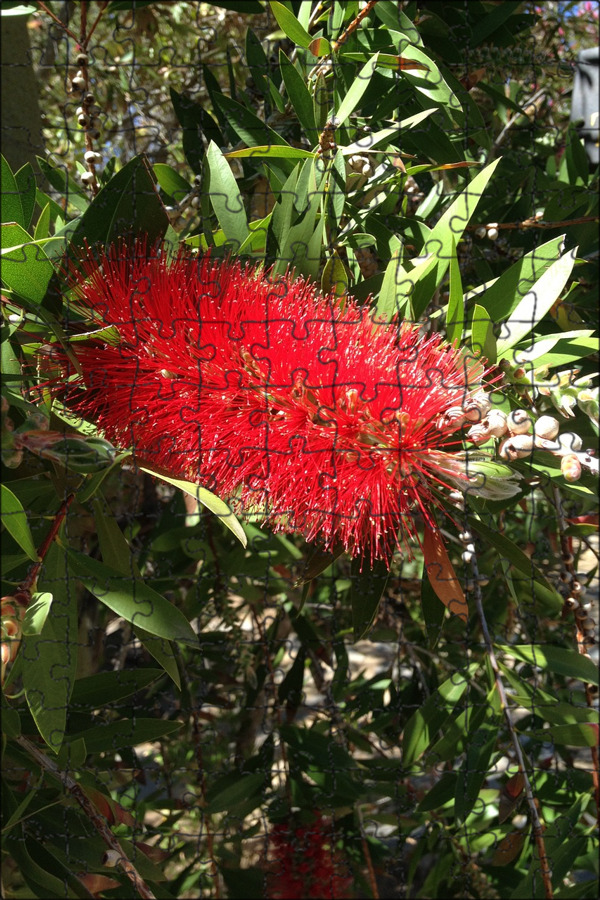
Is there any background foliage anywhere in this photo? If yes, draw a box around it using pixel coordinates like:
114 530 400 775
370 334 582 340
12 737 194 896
1 2 598 898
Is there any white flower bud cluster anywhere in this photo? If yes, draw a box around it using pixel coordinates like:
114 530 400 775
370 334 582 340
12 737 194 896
70 52 102 187
475 222 499 241
347 154 374 178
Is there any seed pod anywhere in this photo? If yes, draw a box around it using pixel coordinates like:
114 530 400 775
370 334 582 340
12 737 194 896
499 434 535 460
80 171 95 185
475 226 487 239
76 53 89 66
487 227 499 241
507 410 532 435
77 113 89 128
84 150 101 164
533 415 560 440
558 432 583 452
71 76 86 91
561 453 582 482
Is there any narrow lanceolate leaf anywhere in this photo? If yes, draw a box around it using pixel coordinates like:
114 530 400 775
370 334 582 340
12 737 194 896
422 521 468 622
350 556 390 641
139 466 247 548
496 248 578 355
1 484 38 561
66 548 199 647
206 141 250 248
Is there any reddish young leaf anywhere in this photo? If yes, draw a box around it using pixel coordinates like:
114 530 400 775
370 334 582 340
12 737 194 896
423 522 468 622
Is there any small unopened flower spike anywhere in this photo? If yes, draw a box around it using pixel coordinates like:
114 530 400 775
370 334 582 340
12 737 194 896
44 239 504 566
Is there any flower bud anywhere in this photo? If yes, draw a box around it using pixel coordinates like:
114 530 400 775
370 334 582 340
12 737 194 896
84 150 102 164
475 226 486 239
81 171 95 185
533 415 559 440
561 454 582 482
507 410 532 435
487 226 499 241
71 76 86 91
463 391 491 422
437 406 465 430
484 409 508 437
499 434 535 460
558 432 583 452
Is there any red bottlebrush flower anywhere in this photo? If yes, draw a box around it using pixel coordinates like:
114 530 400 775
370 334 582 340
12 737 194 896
46 242 498 564
265 813 353 899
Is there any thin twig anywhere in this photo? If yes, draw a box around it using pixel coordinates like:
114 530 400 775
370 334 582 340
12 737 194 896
310 0 380 81
16 735 156 900
19 493 75 594
468 551 554 900
552 485 600 823
36 1 79 43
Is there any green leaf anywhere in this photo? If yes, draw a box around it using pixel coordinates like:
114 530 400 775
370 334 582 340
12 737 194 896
225 146 315 160
279 50 317 141
269 0 313 48
321 249 351 297
416 771 457 812
446 237 464 344
394 35 460 111
540 722 598 748
336 55 379 127
1 484 38 560
1 154 26 228
466 514 562 612
139 466 247 548
470 303 497 363
475 235 566 321
1 223 56 304
510 794 590 899
454 685 501 823
402 664 479 766
420 571 446 648
213 93 292 155
34 202 51 240
313 72 329 131
21 592 52 635
14 162 37 231
205 771 266 813
66 548 199 647
66 718 183 753
496 248 578 356
22 543 78 751
389 158 502 320
206 141 250 249
153 163 192 202
497 643 599 686
36 155 90 213
350 556 390 641
71 669 163 706
170 87 221 174
63 154 170 254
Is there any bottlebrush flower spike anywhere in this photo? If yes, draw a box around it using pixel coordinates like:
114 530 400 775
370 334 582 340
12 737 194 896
44 241 505 565
265 813 353 899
